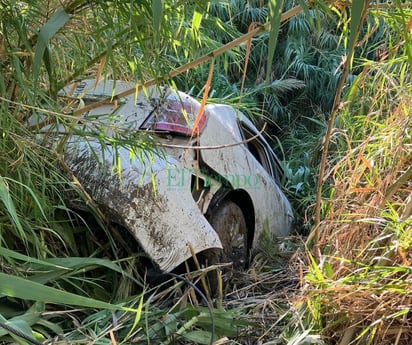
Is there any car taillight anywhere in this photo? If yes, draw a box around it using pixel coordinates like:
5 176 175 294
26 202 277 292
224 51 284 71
141 93 207 136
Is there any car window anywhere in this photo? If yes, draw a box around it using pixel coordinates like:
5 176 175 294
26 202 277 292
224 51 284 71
240 122 281 183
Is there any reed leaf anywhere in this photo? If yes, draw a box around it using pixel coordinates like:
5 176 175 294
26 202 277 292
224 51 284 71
348 0 367 68
32 7 70 91
0 272 123 310
266 0 285 83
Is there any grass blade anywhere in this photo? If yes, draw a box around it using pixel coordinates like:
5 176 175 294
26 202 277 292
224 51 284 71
0 177 25 239
152 0 163 40
33 7 70 88
123 294 144 341
0 272 121 310
348 0 367 68
266 0 285 83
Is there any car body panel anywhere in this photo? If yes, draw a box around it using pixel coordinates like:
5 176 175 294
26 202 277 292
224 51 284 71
57 79 293 272
64 140 222 272
200 104 294 246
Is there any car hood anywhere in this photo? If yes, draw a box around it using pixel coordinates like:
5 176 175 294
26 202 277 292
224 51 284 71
58 79 204 137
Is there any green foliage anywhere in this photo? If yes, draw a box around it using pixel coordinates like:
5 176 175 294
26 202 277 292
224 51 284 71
267 0 285 83
200 2 345 232
1 0 411 343
0 246 145 343
44 276 250 344
272 7 342 116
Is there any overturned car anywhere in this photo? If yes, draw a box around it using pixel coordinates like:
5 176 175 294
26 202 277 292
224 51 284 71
57 80 294 272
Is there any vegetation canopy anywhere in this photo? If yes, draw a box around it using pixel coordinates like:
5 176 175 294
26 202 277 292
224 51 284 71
0 0 411 344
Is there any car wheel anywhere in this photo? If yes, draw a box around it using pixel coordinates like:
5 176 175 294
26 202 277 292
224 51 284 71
206 200 248 269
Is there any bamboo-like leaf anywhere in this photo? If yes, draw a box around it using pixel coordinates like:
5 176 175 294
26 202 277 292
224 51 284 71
3 238 134 284
33 7 70 88
182 330 213 344
0 272 121 310
348 0 366 68
0 302 43 337
266 0 285 83
0 177 24 238
191 10 203 44
2 177 47 220
307 252 326 284
28 256 131 285
36 318 63 338
0 316 41 344
187 308 250 336
152 0 163 38
124 294 144 341
0 246 68 270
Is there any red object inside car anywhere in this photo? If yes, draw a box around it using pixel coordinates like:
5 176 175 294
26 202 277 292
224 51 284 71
141 96 207 135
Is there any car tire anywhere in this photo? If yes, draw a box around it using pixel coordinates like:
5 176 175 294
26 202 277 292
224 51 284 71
206 200 249 269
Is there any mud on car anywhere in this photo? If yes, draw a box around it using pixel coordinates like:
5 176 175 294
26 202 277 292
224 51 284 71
56 79 294 273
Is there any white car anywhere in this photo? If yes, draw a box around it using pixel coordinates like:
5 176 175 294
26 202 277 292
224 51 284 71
59 80 294 272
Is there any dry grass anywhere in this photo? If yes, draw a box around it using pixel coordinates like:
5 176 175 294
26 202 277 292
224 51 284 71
303 72 412 344
218 237 307 344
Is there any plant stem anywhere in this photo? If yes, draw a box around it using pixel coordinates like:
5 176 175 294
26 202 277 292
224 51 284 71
312 0 371 246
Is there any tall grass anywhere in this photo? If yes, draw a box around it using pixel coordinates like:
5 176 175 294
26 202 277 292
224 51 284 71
1 0 411 344
295 2 412 344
